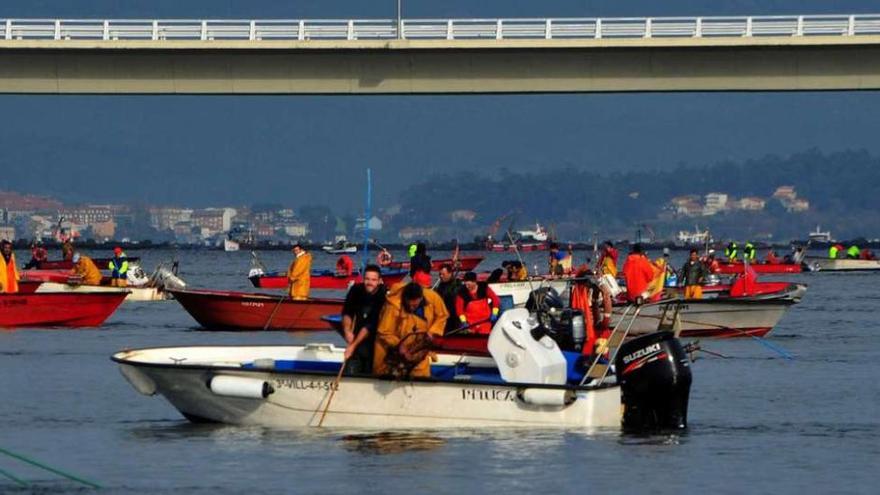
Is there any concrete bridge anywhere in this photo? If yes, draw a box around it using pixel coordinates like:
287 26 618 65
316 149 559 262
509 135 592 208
1 15 880 94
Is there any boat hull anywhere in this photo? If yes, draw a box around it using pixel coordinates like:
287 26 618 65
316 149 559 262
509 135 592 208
250 269 408 290
805 257 880 272
0 292 127 328
169 289 342 331
715 262 802 274
113 345 622 429
35 282 167 302
613 299 794 338
20 269 73 283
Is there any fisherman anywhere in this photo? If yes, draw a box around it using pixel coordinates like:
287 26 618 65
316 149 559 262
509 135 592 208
622 244 658 303
335 254 354 277
409 242 432 277
24 241 49 269
548 243 569 277
61 240 74 261
71 252 102 286
846 245 861 259
373 281 449 378
725 242 738 262
706 250 720 273
598 241 618 277
455 272 501 335
766 249 781 264
341 264 387 375
503 260 528 281
829 243 844 259
743 242 757 262
287 243 312 300
860 248 876 260
435 264 462 333
407 243 418 260
0 240 19 293
680 249 708 300
108 247 129 287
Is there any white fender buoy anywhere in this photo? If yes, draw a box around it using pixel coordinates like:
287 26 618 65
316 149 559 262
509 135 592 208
518 388 575 407
208 375 274 399
119 365 157 396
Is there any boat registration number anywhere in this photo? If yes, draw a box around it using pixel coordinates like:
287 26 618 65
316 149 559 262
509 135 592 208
273 378 337 391
241 302 265 308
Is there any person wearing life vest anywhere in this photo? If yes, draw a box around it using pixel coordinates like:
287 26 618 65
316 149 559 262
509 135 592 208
502 260 528 281
725 242 738 262
705 250 720 273
743 242 756 262
407 243 418 259
766 249 780 265
622 244 658 303
829 244 843 259
287 243 312 300
335 254 354 277
860 248 876 260
846 245 861 259
0 240 20 293
373 281 449 378
108 247 129 287
71 252 103 285
598 241 618 277
455 272 501 335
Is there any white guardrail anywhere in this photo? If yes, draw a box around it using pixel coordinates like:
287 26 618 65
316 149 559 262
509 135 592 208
1 15 880 42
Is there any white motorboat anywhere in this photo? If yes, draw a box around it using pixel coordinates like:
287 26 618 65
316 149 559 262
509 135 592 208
114 309 692 430
612 297 796 338
804 257 880 272
224 239 240 252
35 264 186 302
490 278 570 308
321 242 357 254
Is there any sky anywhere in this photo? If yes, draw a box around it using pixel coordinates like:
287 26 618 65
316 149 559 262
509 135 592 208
1 1 879 212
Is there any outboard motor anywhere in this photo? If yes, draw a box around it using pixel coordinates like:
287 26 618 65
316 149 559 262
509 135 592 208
615 331 692 431
525 287 584 352
154 266 186 291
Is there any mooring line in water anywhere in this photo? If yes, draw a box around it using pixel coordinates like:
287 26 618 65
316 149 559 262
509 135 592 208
0 466 29 487
0 446 101 489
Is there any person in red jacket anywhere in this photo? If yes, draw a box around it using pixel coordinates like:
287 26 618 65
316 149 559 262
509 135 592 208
454 272 501 334
336 255 354 277
622 244 657 303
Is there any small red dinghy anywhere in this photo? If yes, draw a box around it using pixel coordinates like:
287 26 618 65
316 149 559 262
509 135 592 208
35 257 140 270
169 288 342 331
0 292 127 328
20 269 74 284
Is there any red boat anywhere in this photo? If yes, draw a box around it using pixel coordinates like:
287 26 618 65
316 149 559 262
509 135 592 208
386 255 484 272
20 269 73 284
0 292 127 328
169 288 342 331
35 257 140 270
714 261 802 274
249 269 408 290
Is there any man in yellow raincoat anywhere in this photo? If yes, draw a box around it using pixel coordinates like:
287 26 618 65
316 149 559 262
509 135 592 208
71 252 103 285
0 240 20 293
373 281 449 378
287 243 312 300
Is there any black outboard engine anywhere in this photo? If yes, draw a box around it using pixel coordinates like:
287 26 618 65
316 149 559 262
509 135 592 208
615 331 692 431
525 287 585 351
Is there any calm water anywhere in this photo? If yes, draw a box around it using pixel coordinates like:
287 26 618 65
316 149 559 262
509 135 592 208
1 248 878 494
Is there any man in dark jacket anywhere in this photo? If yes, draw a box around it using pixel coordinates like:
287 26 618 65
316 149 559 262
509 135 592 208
680 249 708 300
342 264 387 374
435 264 462 333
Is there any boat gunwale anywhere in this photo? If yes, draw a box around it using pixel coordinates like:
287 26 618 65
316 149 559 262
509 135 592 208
110 344 616 393
167 288 343 304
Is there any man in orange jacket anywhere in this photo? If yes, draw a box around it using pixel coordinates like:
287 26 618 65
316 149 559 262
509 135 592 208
622 244 657 303
287 243 312 300
0 240 20 293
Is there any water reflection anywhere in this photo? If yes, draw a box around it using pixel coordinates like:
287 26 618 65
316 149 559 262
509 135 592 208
341 432 446 455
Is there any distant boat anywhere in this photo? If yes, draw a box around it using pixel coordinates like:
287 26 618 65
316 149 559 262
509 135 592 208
321 241 357 254
808 225 833 243
676 226 711 246
224 239 240 252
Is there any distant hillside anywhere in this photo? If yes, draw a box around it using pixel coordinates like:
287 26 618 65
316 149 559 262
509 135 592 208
393 149 880 241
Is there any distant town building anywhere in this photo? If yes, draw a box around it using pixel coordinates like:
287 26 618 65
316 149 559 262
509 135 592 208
191 208 236 235
0 191 63 211
355 216 383 232
0 224 15 241
450 209 477 223
772 185 797 201
736 197 766 211
703 193 729 216
786 198 810 213
281 221 309 238
150 207 193 231
399 226 438 241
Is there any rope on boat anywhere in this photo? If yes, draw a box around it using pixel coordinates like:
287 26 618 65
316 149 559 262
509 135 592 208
0 446 101 489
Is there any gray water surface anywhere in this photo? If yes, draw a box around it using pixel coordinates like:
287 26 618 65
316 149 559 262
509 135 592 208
1 249 877 494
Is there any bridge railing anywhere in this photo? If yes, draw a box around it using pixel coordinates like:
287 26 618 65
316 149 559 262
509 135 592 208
2 15 880 42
